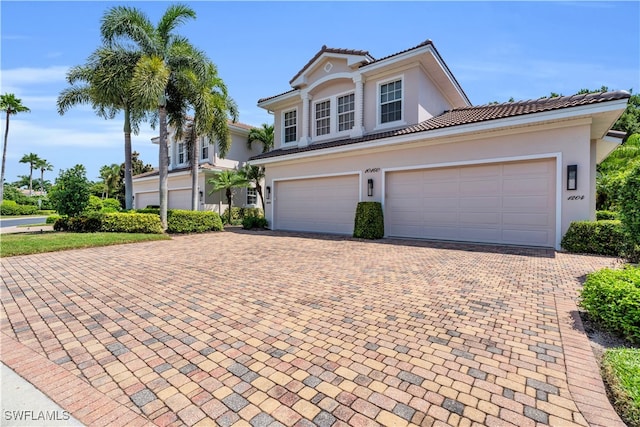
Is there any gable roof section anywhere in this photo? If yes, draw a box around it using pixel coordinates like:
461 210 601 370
289 45 374 87
250 91 630 161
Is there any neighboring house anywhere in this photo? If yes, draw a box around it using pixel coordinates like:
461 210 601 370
250 40 629 249
133 121 263 213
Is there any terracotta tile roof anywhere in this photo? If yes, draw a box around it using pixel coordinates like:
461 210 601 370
250 91 630 161
362 39 431 66
289 45 373 86
257 89 297 105
132 163 227 179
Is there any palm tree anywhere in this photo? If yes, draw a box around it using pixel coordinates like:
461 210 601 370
174 63 239 210
0 93 30 202
35 158 53 193
241 164 266 209
208 169 249 224
247 123 274 153
99 163 121 198
19 153 41 195
101 4 208 229
57 46 149 210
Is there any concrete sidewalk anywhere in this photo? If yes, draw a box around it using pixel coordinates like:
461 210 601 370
0 225 54 234
1 363 83 426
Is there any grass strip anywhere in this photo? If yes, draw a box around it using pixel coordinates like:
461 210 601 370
602 347 640 427
1 232 170 257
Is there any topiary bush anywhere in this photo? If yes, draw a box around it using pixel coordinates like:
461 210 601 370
353 202 384 239
580 266 640 344
102 198 122 212
597 210 619 221
561 220 625 256
242 216 268 230
46 214 61 224
100 212 163 234
166 210 223 233
84 195 103 213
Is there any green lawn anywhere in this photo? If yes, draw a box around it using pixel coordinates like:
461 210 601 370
1 232 171 257
603 348 640 427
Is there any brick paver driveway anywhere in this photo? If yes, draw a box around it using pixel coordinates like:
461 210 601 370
1 230 625 427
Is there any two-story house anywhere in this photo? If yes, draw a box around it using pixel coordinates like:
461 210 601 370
249 40 629 249
132 121 264 213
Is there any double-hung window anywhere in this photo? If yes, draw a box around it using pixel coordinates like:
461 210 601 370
178 142 186 164
246 188 257 205
337 93 355 132
284 110 297 143
201 138 208 160
380 79 402 124
315 100 331 136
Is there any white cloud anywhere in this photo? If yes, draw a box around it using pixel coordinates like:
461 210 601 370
1 65 69 86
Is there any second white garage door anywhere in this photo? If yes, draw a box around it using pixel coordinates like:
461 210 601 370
385 159 556 247
275 175 359 234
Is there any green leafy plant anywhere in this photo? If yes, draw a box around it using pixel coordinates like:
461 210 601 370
48 165 91 217
46 214 61 224
242 216 268 230
166 210 223 233
561 220 625 256
0 200 38 215
99 212 163 234
602 348 640 427
580 266 640 344
353 202 384 240
618 163 640 262
596 210 619 221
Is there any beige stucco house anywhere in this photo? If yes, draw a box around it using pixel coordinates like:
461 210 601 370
132 121 264 213
250 40 629 249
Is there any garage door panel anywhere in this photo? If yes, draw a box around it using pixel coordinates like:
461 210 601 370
386 159 555 247
275 175 358 235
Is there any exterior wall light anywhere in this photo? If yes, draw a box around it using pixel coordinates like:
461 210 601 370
567 165 578 190
266 186 271 200
367 179 374 197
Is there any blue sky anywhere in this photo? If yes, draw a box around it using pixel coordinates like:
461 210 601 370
1 1 639 185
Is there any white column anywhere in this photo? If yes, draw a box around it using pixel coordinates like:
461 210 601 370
299 91 311 147
351 74 365 138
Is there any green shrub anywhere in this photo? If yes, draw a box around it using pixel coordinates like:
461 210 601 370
46 214 61 224
619 163 640 263
580 266 640 344
561 220 625 256
100 213 163 234
102 198 122 212
353 202 384 239
53 214 102 233
597 210 619 220
222 207 263 222
84 195 103 213
242 216 268 230
136 208 160 215
166 210 223 233
0 200 38 215
48 165 91 217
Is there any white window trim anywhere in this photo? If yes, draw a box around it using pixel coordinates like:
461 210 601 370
312 90 356 142
282 108 298 146
201 138 209 161
375 74 406 131
246 187 258 206
177 142 187 165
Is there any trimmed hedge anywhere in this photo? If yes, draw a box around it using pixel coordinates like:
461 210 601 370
100 213 163 234
580 266 640 344
46 214 61 224
222 207 263 221
53 215 102 232
597 210 619 220
166 210 223 233
1 200 38 215
242 216 268 230
561 220 625 256
353 202 384 239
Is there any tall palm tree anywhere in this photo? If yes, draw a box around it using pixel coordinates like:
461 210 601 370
99 163 121 198
19 153 41 195
208 169 249 225
35 158 53 193
247 123 274 153
101 4 207 229
174 63 239 210
57 46 149 210
0 93 30 202
241 164 266 209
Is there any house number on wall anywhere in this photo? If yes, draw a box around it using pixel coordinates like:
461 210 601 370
365 168 380 173
567 195 585 200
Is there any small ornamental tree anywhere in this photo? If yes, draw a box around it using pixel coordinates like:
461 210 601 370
49 164 91 217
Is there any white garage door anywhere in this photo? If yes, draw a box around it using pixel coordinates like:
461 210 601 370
169 189 191 210
275 175 359 234
386 159 556 247
135 192 158 209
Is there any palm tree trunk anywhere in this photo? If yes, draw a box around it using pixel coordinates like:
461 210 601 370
124 107 134 210
40 169 44 193
28 165 33 195
159 103 169 230
227 188 232 224
191 126 199 211
256 185 264 211
1 111 9 202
